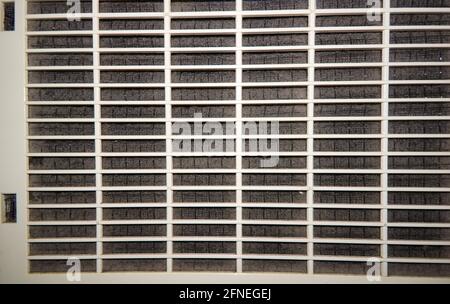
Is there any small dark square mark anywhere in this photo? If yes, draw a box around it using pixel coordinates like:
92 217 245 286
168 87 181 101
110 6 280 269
3 2 14 31
2 194 17 223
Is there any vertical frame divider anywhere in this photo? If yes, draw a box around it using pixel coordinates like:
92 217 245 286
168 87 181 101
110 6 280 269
164 0 173 273
92 0 102 273
381 0 391 278
235 0 243 274
25 0 30 272
306 0 316 275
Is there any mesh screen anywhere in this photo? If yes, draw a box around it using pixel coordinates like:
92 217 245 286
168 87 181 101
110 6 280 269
25 0 450 279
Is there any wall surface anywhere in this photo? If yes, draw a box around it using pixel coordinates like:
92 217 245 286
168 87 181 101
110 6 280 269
0 0 27 283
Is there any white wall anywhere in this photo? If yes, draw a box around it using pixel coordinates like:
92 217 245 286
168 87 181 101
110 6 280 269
0 0 28 283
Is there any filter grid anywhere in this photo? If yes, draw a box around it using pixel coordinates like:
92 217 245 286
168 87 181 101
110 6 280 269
25 0 450 278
